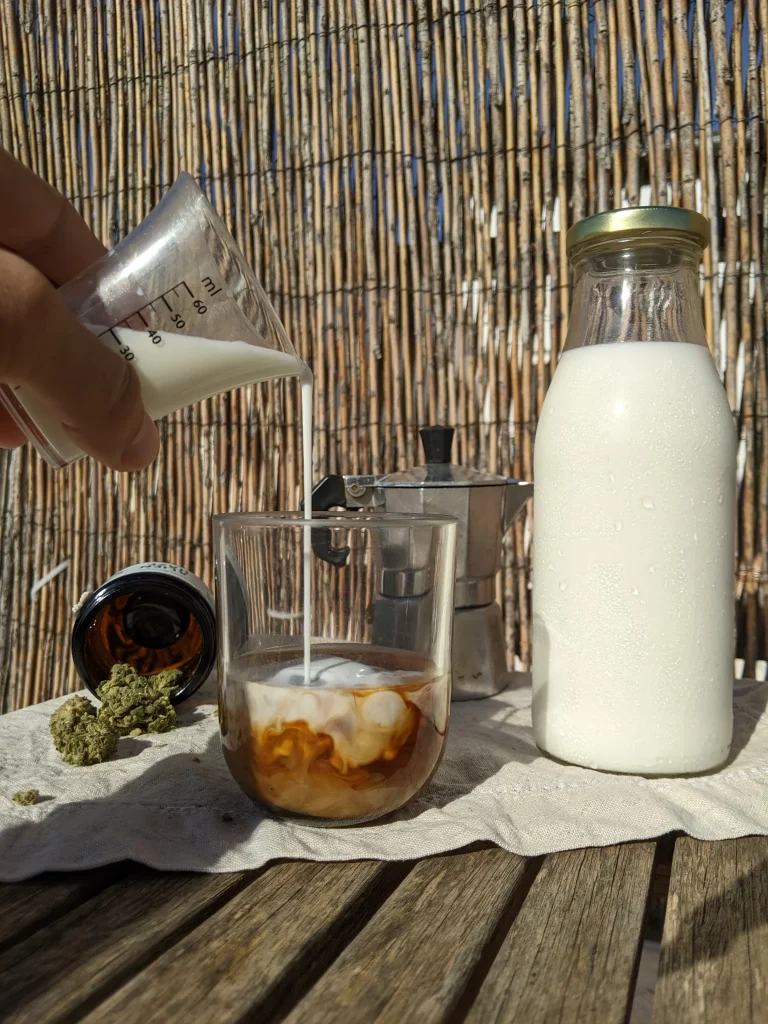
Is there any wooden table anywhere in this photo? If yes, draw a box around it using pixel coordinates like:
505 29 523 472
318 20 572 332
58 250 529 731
0 835 766 1023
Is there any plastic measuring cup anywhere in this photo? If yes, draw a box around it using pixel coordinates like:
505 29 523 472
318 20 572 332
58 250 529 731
0 173 304 469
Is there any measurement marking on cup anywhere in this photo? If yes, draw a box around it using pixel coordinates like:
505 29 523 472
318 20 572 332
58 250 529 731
96 278 219 360
99 327 135 361
202 275 223 297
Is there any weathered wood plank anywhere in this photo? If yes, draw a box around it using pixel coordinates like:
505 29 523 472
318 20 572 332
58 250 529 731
653 836 768 1024
0 865 125 952
465 842 657 1024
0 867 250 1024
77 859 405 1024
282 848 533 1024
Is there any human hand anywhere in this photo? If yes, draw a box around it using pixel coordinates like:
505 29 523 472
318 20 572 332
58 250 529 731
0 149 159 470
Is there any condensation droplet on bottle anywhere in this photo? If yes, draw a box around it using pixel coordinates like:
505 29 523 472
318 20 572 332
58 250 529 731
631 586 639 596
559 581 568 592
693 532 698 543
547 562 555 571
641 496 655 511
615 521 623 532
608 472 616 487
649 565 656 574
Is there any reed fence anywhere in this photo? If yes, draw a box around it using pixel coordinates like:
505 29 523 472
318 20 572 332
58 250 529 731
0 0 765 709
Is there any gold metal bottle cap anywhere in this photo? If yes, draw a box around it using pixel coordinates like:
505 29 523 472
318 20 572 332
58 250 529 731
566 207 710 258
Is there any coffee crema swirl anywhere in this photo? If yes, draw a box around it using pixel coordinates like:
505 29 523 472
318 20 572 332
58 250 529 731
220 644 449 823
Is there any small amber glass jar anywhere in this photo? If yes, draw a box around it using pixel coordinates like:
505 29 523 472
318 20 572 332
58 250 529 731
71 562 217 703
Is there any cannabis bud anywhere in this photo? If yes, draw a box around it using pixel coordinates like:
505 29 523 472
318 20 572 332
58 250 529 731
96 663 181 737
50 695 119 766
12 789 40 806
50 664 183 767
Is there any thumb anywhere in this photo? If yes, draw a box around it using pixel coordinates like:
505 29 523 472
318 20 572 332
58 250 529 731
0 250 159 471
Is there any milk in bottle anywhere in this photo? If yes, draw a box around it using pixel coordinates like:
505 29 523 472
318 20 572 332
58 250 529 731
532 208 736 774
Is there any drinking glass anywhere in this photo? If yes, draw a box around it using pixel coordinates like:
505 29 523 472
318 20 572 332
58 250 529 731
214 512 457 825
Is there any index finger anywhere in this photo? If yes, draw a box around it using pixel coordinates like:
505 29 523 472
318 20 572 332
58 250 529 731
0 149 106 285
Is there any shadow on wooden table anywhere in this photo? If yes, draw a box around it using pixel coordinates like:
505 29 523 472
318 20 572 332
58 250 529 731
655 834 768 997
651 682 768 997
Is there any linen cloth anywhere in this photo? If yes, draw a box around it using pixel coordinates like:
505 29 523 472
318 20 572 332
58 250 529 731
1 674 766 881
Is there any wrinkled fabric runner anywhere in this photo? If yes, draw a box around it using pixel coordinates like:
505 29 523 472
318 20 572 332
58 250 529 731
1 674 766 881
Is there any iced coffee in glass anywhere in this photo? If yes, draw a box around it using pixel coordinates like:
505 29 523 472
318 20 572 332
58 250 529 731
214 512 457 825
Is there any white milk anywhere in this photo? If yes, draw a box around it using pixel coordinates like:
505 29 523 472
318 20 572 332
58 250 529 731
300 374 313 683
532 341 736 774
266 655 427 690
13 328 307 466
236 655 450 763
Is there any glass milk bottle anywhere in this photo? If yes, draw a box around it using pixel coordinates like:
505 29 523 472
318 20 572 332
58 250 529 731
532 208 736 774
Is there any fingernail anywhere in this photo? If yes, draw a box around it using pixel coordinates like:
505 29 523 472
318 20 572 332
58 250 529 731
122 415 159 469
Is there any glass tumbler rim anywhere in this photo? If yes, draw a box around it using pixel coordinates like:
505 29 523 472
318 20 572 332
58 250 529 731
213 510 460 530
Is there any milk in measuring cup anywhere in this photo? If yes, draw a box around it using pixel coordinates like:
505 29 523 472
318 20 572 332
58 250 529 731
14 328 309 466
532 341 736 774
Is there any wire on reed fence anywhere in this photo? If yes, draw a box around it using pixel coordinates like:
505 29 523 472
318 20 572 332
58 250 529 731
0 0 765 709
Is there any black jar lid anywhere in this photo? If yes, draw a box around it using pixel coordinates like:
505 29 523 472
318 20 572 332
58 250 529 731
71 569 217 705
